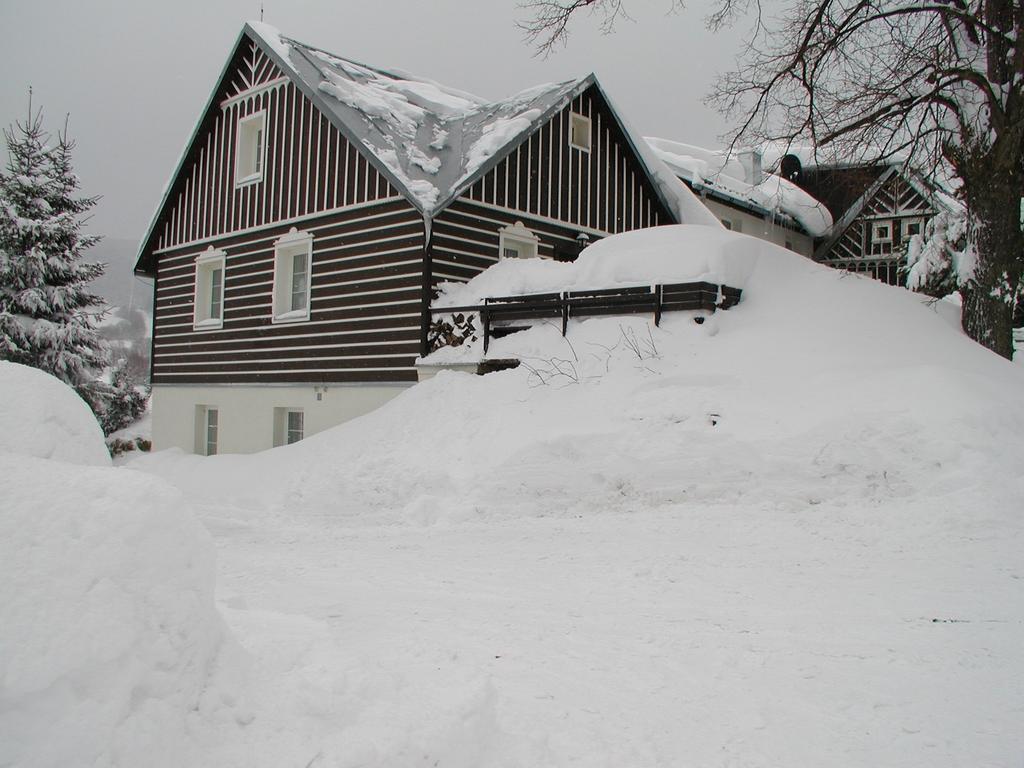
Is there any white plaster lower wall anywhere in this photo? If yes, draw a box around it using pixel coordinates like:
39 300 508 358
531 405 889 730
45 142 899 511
700 198 815 257
151 383 411 454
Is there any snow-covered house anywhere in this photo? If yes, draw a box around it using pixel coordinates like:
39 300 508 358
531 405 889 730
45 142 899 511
134 22 715 455
774 154 956 285
645 138 833 257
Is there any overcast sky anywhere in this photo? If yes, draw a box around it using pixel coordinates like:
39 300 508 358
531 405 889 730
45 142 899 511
0 0 755 245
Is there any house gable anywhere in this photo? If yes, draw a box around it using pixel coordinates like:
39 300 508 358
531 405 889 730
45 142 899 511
136 29 405 275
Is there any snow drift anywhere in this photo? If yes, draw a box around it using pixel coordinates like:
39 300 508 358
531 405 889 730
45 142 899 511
0 361 110 466
0 368 244 768
134 225 1024 527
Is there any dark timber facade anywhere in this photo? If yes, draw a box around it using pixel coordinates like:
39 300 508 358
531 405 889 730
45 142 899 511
135 23 684 453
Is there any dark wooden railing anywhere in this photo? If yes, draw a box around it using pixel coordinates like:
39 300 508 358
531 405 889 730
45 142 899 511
431 281 742 353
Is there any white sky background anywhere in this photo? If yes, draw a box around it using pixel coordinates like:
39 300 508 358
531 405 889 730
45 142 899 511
0 0 757 244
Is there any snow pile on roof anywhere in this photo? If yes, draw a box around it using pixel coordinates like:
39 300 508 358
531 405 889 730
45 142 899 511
647 137 834 236
246 23 716 225
0 366 246 767
0 362 109 467
434 225 757 309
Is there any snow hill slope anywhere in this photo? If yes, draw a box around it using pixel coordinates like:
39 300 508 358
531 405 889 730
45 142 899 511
117 227 1024 766
139 226 1023 526
0 364 246 768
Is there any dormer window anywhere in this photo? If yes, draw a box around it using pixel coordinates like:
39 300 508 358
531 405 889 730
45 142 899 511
902 218 923 238
236 110 266 185
193 246 226 330
498 221 539 259
569 113 591 152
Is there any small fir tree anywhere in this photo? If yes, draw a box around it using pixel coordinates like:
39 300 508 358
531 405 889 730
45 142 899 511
0 109 109 413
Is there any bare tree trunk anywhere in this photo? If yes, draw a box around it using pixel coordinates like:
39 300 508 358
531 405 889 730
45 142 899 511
958 158 1023 360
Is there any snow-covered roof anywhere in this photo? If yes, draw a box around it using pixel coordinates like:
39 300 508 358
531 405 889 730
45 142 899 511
646 137 833 237
247 22 710 223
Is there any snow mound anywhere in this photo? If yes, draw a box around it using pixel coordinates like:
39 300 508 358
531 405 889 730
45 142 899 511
137 226 1024 531
435 225 758 308
0 362 109 466
0 456 245 767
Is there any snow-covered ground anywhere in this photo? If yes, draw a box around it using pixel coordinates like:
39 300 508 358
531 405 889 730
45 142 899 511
4 228 1022 766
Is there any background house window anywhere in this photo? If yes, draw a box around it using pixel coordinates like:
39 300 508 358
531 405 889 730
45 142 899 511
902 218 923 238
569 113 591 152
236 110 266 185
195 405 219 455
272 228 313 323
273 408 305 446
498 221 540 259
193 247 226 329
870 220 893 255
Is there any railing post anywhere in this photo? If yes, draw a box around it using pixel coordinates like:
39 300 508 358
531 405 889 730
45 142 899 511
561 292 569 336
654 284 662 327
482 304 491 354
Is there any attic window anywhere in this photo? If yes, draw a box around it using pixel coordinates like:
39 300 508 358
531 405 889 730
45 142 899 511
902 218 923 238
870 219 893 255
272 228 313 323
569 113 591 152
498 221 539 260
193 246 226 330
236 110 267 185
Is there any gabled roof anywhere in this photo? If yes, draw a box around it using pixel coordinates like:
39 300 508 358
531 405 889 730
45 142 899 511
645 137 833 238
136 23 717 275
249 22 707 224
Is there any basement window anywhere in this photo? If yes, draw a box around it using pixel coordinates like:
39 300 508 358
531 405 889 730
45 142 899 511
273 408 305 447
272 228 313 323
498 221 539 259
193 246 226 330
569 113 591 152
195 405 219 456
236 110 267 185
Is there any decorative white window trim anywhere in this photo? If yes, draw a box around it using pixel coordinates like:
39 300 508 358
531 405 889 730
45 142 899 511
235 110 267 187
569 112 591 152
872 219 893 243
498 221 540 260
272 228 313 324
192 246 226 330
273 407 305 447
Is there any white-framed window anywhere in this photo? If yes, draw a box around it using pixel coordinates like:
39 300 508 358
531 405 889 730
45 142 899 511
273 407 304 446
193 246 226 330
195 405 219 456
272 228 313 323
235 110 267 185
901 218 924 239
498 221 540 259
569 112 591 152
870 219 893 255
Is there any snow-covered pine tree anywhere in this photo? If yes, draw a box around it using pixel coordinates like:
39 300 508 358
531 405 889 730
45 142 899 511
0 110 109 414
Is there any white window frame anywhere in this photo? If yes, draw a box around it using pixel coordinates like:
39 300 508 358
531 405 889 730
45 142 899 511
273 407 305 447
235 110 267 186
194 405 219 456
870 219 894 255
192 246 226 330
498 221 540 260
271 228 313 324
569 112 591 152
901 217 924 239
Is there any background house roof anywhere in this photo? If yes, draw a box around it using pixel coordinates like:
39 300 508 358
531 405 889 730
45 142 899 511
645 137 833 237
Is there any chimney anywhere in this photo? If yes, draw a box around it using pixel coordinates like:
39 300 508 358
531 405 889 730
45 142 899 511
739 150 763 185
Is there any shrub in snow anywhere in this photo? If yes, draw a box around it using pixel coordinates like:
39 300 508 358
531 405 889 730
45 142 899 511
0 112 109 415
0 452 243 768
0 360 109 466
99 359 148 436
